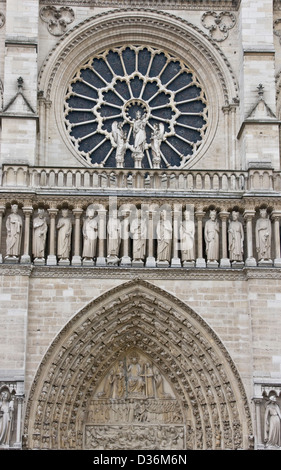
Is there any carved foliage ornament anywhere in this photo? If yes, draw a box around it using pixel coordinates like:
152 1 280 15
201 11 236 42
40 6 75 36
0 12 5 29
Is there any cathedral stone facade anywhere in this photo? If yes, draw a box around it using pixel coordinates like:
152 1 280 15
0 0 281 451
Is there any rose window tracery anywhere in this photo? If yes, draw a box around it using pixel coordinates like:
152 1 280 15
64 45 208 169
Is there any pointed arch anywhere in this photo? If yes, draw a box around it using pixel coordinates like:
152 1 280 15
24 280 252 450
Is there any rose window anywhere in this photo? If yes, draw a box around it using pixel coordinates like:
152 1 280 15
64 46 208 169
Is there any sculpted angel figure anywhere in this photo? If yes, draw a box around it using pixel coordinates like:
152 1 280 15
5 204 22 259
150 122 165 168
112 121 127 168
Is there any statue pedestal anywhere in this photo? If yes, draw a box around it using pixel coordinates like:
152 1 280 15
71 255 82 266
120 256 131 267
231 261 244 269
106 255 119 266
34 257 46 266
207 260 219 268
258 259 273 267
47 255 57 266
96 256 106 267
132 259 144 268
171 257 181 268
58 258 70 266
145 256 156 268
196 258 206 268
274 258 281 267
82 258 94 267
156 260 169 268
183 260 195 268
4 256 19 264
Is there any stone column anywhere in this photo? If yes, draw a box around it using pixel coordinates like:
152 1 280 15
47 208 58 265
243 209 257 266
96 208 107 266
171 206 182 267
14 394 24 449
20 206 33 264
72 208 83 266
271 210 281 267
219 211 231 268
195 209 206 268
0 206 5 263
253 398 263 449
120 209 131 266
145 210 156 267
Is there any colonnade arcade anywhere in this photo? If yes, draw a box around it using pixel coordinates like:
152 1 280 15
1 196 281 269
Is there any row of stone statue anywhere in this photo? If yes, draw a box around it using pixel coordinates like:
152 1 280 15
4 204 273 266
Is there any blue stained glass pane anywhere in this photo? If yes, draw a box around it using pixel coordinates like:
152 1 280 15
142 82 159 101
149 53 167 78
149 92 170 108
70 122 97 140
175 85 201 102
79 133 105 153
90 139 112 164
66 111 94 124
122 47 136 75
66 96 93 109
177 114 206 129
160 61 181 85
100 105 121 118
106 51 124 76
168 135 193 155
71 81 98 99
80 69 104 91
167 72 193 92
175 125 201 144
138 48 151 75
130 76 144 98
151 107 174 120
160 141 182 166
177 101 206 114
92 58 113 83
114 80 130 101
103 90 123 107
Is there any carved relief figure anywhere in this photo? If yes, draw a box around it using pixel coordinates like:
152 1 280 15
255 208 272 261
32 209 48 259
82 207 98 260
228 211 244 262
156 210 172 262
112 121 127 168
107 210 121 259
57 209 72 261
0 388 14 447
132 111 147 167
264 395 281 448
127 354 145 397
131 210 147 262
150 123 165 168
5 204 22 259
179 210 195 262
204 210 219 262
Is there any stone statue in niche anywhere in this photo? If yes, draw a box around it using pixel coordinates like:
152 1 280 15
179 210 195 263
156 210 172 264
131 210 147 264
5 204 22 260
57 209 72 262
255 208 272 262
107 209 121 264
264 395 281 448
0 387 14 447
32 208 48 261
150 123 165 169
111 121 127 168
228 210 244 262
82 206 97 262
132 111 147 168
204 210 219 262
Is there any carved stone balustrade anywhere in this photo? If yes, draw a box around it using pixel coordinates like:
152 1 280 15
2 164 281 195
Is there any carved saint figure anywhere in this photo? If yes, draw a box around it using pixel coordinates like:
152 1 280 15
131 210 147 262
150 123 165 168
255 208 272 261
156 210 172 262
82 207 98 260
228 211 244 262
107 210 121 258
132 111 147 167
179 210 195 261
0 388 14 447
204 210 219 262
57 209 72 260
112 121 127 168
264 395 281 448
32 208 48 259
127 355 144 396
5 204 22 259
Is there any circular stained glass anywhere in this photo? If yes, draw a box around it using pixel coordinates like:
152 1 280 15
64 45 208 169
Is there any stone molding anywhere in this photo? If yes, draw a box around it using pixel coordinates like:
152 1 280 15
24 279 252 450
39 0 241 10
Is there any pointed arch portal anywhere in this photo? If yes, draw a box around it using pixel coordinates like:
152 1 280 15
24 280 252 450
